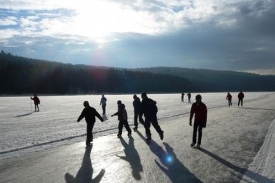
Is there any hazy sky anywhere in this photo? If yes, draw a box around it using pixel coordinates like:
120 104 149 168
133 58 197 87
0 0 275 75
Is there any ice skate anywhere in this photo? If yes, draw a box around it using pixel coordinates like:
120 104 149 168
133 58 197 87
191 143 196 147
86 142 92 146
159 132 164 140
146 138 151 143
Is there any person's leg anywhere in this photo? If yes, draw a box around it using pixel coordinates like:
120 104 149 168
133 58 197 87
150 116 164 139
86 124 93 145
198 124 203 145
241 99 243 106
238 99 240 106
123 120 132 136
192 122 199 145
134 112 138 129
103 105 106 114
118 121 123 137
144 118 151 140
37 104 39 111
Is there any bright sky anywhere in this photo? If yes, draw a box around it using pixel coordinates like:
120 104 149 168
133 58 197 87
0 0 275 75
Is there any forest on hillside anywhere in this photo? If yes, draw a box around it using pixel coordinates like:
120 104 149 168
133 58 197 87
1 51 275 94
132 67 275 92
0 51 197 94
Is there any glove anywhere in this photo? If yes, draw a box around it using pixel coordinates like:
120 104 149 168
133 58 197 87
189 120 192 126
202 122 206 128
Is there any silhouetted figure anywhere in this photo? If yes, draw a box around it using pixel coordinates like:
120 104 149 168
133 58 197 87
187 93 191 103
226 92 232 106
133 94 141 132
238 91 244 107
77 101 104 146
100 95 107 114
112 101 132 138
189 94 207 149
181 93 185 102
139 92 164 143
30 94 40 112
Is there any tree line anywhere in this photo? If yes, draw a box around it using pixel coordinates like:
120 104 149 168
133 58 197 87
133 67 275 92
0 51 197 94
1 51 275 95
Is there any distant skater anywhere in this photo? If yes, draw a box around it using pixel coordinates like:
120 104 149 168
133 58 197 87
30 94 40 112
100 95 107 114
133 94 141 132
77 101 104 146
187 93 191 103
238 91 244 107
139 92 164 143
181 93 185 102
226 92 232 106
112 100 132 138
189 94 207 149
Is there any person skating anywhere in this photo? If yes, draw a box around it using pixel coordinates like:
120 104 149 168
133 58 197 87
139 92 164 143
187 93 191 103
189 94 207 149
100 94 107 114
77 101 104 146
30 94 40 112
226 92 232 106
181 93 185 102
112 101 132 138
238 91 244 107
133 94 141 132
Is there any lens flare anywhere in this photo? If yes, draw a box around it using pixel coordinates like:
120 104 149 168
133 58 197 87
166 155 173 163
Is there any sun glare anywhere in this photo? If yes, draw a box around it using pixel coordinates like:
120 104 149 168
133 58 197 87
69 1 124 41
65 0 156 45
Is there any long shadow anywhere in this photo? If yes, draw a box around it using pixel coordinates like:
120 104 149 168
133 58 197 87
64 144 105 183
1 128 120 155
199 148 275 183
15 112 33 117
136 131 203 183
116 137 143 180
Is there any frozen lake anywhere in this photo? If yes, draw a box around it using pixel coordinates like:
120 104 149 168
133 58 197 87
0 92 273 156
1 92 275 183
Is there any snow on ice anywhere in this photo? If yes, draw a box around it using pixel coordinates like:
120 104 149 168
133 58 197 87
0 92 275 183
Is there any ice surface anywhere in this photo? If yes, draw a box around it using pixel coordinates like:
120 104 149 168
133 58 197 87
0 92 275 183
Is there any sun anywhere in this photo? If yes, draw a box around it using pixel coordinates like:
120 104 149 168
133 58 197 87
69 1 124 42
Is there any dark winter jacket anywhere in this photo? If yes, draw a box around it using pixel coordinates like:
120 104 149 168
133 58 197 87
77 106 103 124
133 97 141 113
31 96 40 105
139 98 158 118
190 102 207 123
238 92 244 99
226 93 232 100
113 104 127 121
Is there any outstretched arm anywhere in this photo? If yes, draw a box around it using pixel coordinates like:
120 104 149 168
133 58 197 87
95 110 104 122
111 111 118 117
77 110 85 122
